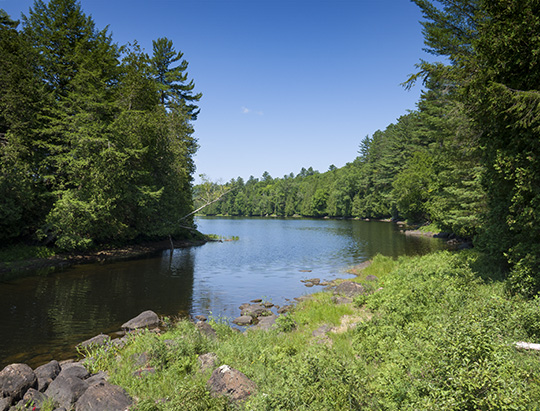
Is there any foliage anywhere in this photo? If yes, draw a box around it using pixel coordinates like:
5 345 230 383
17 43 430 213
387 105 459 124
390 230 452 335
81 251 540 409
0 1 200 251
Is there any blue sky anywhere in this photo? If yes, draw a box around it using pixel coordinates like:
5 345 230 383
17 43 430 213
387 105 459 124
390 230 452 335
2 0 433 183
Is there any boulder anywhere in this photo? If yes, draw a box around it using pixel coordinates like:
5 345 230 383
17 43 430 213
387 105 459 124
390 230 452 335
0 396 12 411
78 334 110 349
198 353 218 374
195 315 207 322
333 281 366 298
34 360 61 392
196 321 218 339
207 365 257 402
233 316 253 326
0 363 37 402
58 363 89 380
121 310 160 331
16 388 47 410
75 381 132 411
277 305 292 314
45 375 89 410
332 296 353 305
250 314 278 331
241 304 272 318
85 371 108 387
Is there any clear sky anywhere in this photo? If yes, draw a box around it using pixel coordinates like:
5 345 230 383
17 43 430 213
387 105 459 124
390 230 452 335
1 0 434 184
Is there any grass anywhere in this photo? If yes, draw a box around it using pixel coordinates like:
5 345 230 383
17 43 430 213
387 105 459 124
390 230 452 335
79 250 540 410
0 244 56 264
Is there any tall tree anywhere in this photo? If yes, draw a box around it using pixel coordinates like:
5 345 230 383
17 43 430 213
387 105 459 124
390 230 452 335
151 37 202 118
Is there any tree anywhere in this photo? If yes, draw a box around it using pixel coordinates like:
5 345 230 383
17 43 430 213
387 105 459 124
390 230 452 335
413 0 540 295
151 37 201 118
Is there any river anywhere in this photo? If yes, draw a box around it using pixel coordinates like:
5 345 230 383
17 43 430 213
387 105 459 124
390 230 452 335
0 217 446 369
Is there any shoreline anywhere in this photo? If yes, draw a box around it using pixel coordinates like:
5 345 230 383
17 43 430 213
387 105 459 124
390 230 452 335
0 237 208 278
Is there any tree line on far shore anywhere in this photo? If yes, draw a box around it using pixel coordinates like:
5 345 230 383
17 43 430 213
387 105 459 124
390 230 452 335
0 0 201 251
196 0 540 296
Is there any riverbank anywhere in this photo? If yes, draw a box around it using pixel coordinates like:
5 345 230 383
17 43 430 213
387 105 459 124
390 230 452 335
7 249 537 410
0 236 208 278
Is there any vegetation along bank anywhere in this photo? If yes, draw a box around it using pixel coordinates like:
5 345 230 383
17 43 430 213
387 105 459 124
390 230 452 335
4 250 540 410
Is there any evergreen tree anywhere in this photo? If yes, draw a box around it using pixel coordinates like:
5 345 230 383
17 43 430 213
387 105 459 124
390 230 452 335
151 37 202 118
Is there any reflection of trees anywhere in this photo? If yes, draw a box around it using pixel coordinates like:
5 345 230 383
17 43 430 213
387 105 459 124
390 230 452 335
0 251 196 369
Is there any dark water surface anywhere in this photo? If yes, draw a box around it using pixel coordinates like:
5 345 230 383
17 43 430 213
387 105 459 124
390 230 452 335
0 218 446 368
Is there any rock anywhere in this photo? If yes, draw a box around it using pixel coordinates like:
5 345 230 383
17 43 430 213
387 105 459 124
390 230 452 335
196 321 217 339
198 353 218 373
332 296 353 305
16 388 47 410
304 283 314 287
249 299 262 303
130 352 150 368
58 363 89 380
45 375 89 410
0 396 12 411
333 281 366 298
34 360 61 392
277 305 292 314
233 315 253 326
241 304 272 318
207 365 257 402
85 371 108 387
312 324 333 337
195 315 207 322
262 302 274 308
238 303 250 311
121 310 160 331
78 334 110 349
250 314 278 331
365 275 378 282
75 381 132 411
0 363 37 402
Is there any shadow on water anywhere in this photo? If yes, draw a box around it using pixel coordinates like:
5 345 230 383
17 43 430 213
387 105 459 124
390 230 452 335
0 218 447 369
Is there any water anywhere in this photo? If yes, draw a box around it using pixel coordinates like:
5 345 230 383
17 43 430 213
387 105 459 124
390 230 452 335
0 218 446 368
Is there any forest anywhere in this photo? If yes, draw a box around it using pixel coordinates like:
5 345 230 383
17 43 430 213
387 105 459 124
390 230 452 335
1 0 540 296
0 0 201 252
197 0 540 296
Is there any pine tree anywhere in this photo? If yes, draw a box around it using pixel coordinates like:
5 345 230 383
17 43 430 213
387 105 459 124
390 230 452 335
151 37 202 119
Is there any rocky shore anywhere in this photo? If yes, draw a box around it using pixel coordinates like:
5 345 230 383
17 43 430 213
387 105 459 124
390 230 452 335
0 263 376 410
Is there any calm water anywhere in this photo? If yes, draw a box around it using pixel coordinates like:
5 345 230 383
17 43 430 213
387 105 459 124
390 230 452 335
0 218 446 368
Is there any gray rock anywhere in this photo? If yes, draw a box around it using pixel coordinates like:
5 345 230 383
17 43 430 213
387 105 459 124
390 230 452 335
312 324 333 337
130 352 149 368
75 381 132 411
45 375 89 410
195 315 207 322
0 396 12 411
0 363 37 402
207 365 257 402
85 371 108 387
196 321 218 339
332 296 353 305
251 314 278 331
34 360 61 392
58 363 89 380
233 315 253 326
198 353 218 373
365 275 378 282
277 305 292 314
16 388 47 410
121 310 160 331
333 281 366 298
77 334 110 349
249 299 262 303
241 304 272 318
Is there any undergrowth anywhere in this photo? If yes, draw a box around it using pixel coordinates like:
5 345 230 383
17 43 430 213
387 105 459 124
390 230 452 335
80 250 540 410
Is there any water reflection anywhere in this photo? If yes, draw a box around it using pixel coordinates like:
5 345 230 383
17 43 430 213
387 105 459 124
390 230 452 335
0 218 446 369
